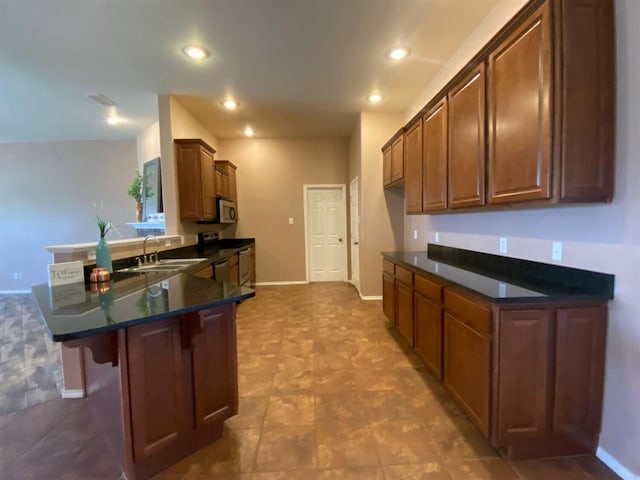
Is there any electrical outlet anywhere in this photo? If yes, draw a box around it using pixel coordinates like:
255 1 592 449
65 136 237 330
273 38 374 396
499 282 506 298
552 241 563 261
499 237 508 254
435 232 440 243
12 272 22 280
165 240 171 247
413 229 418 240
288 217 294 225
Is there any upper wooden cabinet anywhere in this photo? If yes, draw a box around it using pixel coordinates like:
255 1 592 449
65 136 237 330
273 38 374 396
423 98 449 212
215 160 237 203
448 64 486 209
382 130 405 188
175 139 217 221
404 120 423 213
488 2 552 204
381 0 615 213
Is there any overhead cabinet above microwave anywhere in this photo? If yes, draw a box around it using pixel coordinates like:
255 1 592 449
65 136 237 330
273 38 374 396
174 139 238 222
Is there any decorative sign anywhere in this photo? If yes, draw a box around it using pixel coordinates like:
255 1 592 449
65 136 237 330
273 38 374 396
48 261 85 286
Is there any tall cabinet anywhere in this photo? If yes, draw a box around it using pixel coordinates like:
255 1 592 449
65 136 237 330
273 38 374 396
175 139 217 221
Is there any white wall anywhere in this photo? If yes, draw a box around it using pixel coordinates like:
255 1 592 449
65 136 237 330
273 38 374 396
0 140 138 291
399 0 640 477
136 121 160 169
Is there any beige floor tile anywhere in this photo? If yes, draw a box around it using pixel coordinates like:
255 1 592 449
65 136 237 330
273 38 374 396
315 466 385 479
263 395 315 427
254 427 316 472
446 458 520 480
314 392 370 427
226 397 269 429
369 419 442 465
315 423 379 469
382 462 454 480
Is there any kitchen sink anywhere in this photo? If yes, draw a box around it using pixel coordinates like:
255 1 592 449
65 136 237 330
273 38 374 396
118 258 208 273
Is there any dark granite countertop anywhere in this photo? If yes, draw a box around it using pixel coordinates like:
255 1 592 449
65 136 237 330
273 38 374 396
383 245 614 303
34 238 257 342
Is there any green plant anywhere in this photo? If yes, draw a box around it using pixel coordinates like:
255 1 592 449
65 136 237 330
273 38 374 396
127 170 153 203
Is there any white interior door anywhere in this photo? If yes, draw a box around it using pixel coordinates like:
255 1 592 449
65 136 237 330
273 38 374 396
306 186 346 282
350 177 360 292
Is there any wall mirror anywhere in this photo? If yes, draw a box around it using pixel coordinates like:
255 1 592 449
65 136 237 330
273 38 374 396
142 157 163 221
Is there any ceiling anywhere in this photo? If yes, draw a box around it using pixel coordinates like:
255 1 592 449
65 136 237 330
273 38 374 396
0 0 500 142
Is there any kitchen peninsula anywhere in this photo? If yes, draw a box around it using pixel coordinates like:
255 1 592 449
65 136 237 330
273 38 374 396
32 265 254 480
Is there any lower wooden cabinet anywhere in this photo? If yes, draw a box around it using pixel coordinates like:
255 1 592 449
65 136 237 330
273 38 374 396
443 312 491 436
414 292 443 380
127 319 187 460
381 258 608 461
228 254 239 285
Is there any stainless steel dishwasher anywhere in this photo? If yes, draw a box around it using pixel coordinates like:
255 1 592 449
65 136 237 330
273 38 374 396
238 249 250 286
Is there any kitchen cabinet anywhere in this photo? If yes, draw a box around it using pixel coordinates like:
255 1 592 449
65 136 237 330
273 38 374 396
382 130 405 188
395 266 414 347
382 260 395 324
404 119 423 213
414 275 443 380
214 160 237 204
443 290 491 436
249 246 256 287
191 306 238 429
381 0 614 213
381 255 609 460
487 2 551 204
422 98 448 212
191 264 213 279
175 139 217 221
448 64 486 209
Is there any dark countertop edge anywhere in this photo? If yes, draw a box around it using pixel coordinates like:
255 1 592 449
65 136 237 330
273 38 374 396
382 251 612 304
49 289 256 342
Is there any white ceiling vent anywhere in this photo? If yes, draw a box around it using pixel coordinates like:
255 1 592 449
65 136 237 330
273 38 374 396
87 93 118 107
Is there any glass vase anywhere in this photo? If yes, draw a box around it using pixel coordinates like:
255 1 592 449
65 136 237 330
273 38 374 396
96 236 113 273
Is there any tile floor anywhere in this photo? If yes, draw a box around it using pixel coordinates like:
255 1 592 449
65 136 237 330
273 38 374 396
0 294 62 415
0 284 620 479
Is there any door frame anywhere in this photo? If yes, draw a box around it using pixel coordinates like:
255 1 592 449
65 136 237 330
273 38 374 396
349 177 360 294
303 184 348 283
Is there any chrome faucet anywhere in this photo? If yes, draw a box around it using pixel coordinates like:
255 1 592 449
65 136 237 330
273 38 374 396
142 235 160 264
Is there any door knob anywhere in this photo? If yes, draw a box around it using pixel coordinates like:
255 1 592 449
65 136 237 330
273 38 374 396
354 242 359 245
338 238 343 242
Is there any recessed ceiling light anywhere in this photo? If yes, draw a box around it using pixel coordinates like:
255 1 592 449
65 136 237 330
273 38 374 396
182 45 210 60
368 93 383 104
106 114 121 125
243 126 255 137
221 99 239 110
386 47 410 61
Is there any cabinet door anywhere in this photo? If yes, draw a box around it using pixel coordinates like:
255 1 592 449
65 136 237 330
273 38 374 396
192 306 238 428
382 272 395 324
395 281 414 347
488 2 551 204
127 318 186 460
553 306 606 442
382 146 392 187
497 309 550 443
200 146 216 219
228 166 237 205
443 312 490 435
391 135 405 183
176 143 204 220
404 120 423 213
423 98 448 212
414 292 443 380
229 258 240 285
448 64 486 208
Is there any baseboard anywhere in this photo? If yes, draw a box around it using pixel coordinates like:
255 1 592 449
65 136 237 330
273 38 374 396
254 281 309 286
0 289 31 294
61 389 85 399
360 295 382 301
597 446 639 480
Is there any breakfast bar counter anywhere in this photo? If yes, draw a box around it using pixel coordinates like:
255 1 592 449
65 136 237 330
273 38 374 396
32 271 254 480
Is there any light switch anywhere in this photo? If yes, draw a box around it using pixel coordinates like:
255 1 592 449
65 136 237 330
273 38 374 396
435 232 440 243
413 230 418 240
288 217 294 225
552 241 563 261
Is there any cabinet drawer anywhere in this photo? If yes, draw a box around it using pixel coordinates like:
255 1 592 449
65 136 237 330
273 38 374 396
383 259 395 275
395 266 413 286
415 275 442 303
228 254 239 267
444 289 490 334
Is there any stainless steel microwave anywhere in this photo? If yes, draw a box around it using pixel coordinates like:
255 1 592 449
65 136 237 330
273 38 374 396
217 198 237 223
